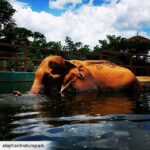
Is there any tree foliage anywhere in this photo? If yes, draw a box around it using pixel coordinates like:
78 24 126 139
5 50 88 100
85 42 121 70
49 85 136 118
0 0 16 27
0 0 149 69
47 41 62 50
95 35 150 54
13 27 33 45
97 35 128 51
0 0 16 41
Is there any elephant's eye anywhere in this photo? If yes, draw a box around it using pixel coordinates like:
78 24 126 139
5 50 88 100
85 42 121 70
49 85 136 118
77 73 84 80
49 61 57 68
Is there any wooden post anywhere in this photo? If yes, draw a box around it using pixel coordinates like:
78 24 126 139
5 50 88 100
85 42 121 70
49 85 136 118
54 50 58 55
99 51 103 60
14 54 18 71
129 54 133 66
129 54 133 72
24 47 28 72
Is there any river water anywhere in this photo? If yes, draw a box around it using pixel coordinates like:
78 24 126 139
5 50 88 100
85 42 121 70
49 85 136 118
0 92 150 150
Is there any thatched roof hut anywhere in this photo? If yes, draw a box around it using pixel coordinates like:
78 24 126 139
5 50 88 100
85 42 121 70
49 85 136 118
128 35 150 53
129 35 150 43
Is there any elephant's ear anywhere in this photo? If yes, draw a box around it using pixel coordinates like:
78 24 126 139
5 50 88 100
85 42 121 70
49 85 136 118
64 60 79 70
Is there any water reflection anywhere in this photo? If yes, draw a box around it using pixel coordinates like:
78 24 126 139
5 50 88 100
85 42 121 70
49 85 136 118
0 92 150 149
34 93 138 118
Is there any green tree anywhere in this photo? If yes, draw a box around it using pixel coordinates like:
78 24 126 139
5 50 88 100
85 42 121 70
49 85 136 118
63 37 83 51
94 35 150 65
31 32 46 47
97 35 128 51
29 32 46 58
78 45 90 53
64 36 75 51
41 41 62 57
13 27 33 45
93 45 100 53
94 35 150 54
0 0 16 42
33 32 45 41
0 0 16 29
1 23 16 43
46 41 62 50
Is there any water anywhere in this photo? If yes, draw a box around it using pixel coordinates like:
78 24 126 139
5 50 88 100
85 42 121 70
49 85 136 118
0 92 150 150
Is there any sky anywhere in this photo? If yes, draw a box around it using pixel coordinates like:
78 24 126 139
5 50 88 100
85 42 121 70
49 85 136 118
9 0 150 48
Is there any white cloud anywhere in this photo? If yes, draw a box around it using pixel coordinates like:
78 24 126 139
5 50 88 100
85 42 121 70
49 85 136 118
9 0 30 9
49 0 82 9
114 0 150 30
10 0 150 48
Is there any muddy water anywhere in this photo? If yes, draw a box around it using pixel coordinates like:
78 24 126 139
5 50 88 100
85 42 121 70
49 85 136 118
0 92 150 150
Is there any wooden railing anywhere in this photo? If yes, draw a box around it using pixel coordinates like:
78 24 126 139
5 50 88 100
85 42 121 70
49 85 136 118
0 43 149 76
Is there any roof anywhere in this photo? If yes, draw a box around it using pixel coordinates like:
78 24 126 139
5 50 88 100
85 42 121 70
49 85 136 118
128 36 150 43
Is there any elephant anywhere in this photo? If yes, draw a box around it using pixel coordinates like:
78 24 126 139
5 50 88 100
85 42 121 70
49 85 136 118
60 60 140 94
30 55 140 95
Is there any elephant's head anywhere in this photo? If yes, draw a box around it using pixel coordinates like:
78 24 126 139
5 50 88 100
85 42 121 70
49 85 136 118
60 65 98 94
30 55 77 95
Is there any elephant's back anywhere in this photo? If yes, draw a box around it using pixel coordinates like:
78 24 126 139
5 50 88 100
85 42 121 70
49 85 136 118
89 64 137 90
